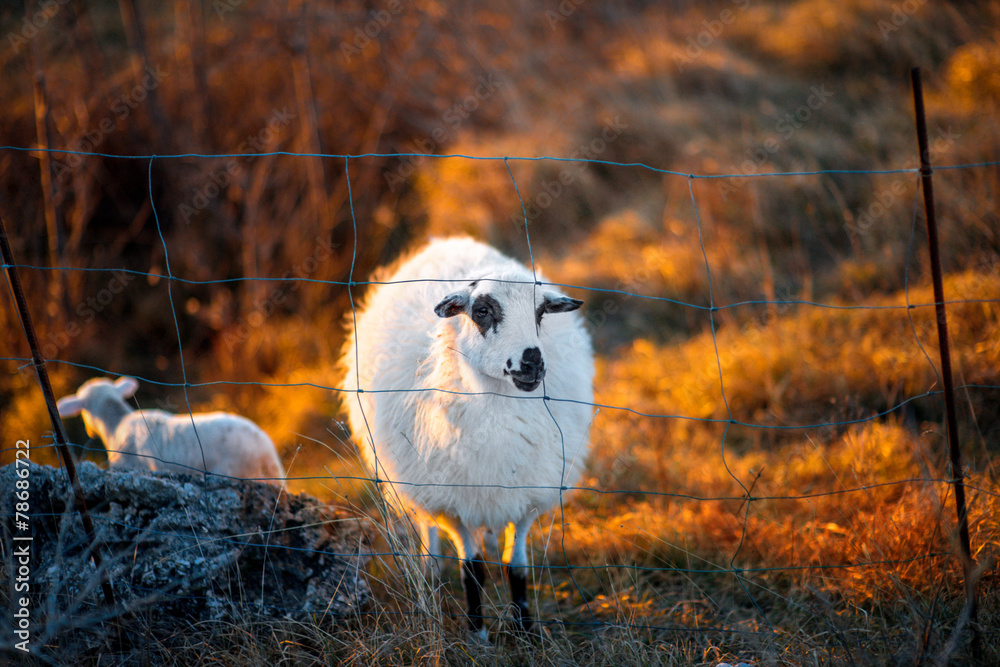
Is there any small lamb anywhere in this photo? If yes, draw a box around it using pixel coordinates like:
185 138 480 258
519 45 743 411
342 237 594 637
57 376 286 487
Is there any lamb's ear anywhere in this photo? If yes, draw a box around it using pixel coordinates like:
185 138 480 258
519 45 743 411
434 290 470 318
57 395 85 417
115 376 139 399
542 294 584 314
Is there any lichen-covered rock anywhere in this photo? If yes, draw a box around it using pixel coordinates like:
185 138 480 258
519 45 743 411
0 461 368 653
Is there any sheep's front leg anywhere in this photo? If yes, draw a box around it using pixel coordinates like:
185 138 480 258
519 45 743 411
417 519 441 575
503 514 536 633
435 514 487 640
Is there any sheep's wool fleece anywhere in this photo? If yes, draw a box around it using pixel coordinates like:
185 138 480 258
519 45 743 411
112 410 283 480
343 238 594 528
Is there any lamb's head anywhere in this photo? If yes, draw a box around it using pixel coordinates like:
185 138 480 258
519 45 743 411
57 376 139 441
434 275 582 392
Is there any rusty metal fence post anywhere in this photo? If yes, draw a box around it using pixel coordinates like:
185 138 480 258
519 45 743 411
0 213 115 608
910 66 978 647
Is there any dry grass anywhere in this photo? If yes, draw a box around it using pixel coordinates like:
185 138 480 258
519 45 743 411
2 0 1000 664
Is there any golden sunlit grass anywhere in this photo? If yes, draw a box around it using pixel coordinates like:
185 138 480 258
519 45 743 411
3 0 1000 664
943 37 1000 111
595 269 999 433
550 209 711 302
257 263 1000 665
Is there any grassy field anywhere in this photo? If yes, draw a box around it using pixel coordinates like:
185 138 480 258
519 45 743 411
2 0 999 664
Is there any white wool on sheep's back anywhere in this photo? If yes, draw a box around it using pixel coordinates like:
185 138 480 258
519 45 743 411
342 237 594 530
57 376 286 486
110 409 283 479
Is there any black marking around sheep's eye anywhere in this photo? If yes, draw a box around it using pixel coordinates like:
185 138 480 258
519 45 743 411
470 294 502 336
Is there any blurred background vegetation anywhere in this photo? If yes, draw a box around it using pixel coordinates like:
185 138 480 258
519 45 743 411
1 0 999 662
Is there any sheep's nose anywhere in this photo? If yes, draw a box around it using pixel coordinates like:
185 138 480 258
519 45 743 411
520 347 543 374
508 347 545 391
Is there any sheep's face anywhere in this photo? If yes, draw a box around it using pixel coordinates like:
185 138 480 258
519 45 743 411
57 377 140 441
434 278 582 393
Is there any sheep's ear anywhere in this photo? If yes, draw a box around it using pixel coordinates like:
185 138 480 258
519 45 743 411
57 395 85 417
542 294 583 314
115 376 139 399
434 290 470 318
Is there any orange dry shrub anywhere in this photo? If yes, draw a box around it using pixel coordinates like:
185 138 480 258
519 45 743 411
562 267 999 602
414 134 552 245
536 205 795 354
568 418 999 605
741 0 875 64
195 312 369 499
0 370 80 468
550 210 708 302
732 0 958 74
944 37 1000 111
597 268 999 437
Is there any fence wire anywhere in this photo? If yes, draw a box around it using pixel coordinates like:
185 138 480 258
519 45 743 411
2 145 999 642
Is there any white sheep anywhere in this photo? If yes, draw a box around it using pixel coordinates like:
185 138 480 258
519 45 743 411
57 376 286 487
342 237 594 637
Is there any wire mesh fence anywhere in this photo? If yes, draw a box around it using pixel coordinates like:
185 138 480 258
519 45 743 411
2 142 999 656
